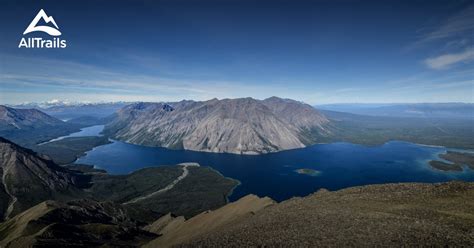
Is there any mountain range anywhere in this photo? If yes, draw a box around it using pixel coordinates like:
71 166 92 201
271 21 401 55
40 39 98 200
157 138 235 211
2 97 474 154
0 98 473 246
105 97 330 154
10 101 129 119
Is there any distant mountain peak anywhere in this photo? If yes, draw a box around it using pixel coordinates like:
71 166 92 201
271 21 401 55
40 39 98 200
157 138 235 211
8 100 133 109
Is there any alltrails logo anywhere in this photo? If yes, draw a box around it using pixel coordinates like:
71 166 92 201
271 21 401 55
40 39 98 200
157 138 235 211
18 9 67 48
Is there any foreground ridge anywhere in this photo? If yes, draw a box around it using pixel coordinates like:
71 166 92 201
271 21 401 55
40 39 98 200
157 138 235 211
147 181 474 247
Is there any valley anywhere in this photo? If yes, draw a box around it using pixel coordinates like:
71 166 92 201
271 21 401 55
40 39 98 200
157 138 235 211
0 138 238 220
77 138 474 202
0 137 239 246
2 100 473 203
0 98 473 246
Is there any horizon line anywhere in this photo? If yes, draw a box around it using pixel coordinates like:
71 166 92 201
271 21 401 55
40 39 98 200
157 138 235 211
2 97 473 106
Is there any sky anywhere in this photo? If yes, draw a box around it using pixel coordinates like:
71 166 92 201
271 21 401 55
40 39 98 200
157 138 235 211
0 0 473 104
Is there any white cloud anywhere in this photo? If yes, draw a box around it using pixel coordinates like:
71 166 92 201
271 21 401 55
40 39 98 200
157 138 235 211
424 48 474 69
405 5 474 52
0 55 319 104
415 5 474 45
1 54 472 105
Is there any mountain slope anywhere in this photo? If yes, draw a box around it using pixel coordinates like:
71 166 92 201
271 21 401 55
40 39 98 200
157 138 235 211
144 194 274 248
0 138 88 220
0 105 63 131
263 96 328 131
105 97 330 154
0 106 80 147
0 138 239 221
176 181 474 247
0 200 157 247
0 140 241 246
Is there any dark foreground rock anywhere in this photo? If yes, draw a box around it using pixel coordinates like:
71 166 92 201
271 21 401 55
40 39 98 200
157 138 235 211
0 199 157 247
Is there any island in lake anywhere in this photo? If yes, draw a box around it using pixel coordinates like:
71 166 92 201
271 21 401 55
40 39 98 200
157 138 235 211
295 168 321 176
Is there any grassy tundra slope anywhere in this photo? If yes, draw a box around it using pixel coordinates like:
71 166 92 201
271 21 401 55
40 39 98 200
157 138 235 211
176 181 474 247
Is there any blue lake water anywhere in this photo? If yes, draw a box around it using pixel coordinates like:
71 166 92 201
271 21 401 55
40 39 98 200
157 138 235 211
76 140 474 202
39 125 105 145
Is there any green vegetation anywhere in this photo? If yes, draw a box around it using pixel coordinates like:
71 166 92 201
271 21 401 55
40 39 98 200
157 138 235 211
32 136 111 165
64 163 107 174
429 151 474 171
2 136 240 224
73 165 239 219
440 151 474 169
317 110 474 149
429 160 463 171
89 166 183 203
119 166 239 219
295 168 321 176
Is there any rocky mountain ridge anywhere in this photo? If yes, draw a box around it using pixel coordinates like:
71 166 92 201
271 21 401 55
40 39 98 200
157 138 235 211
0 105 64 131
105 97 330 154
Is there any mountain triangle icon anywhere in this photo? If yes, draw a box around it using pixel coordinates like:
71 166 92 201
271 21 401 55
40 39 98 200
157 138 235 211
23 9 61 36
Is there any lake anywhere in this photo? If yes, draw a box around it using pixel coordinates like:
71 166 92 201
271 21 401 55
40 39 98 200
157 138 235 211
39 125 105 145
76 139 474 202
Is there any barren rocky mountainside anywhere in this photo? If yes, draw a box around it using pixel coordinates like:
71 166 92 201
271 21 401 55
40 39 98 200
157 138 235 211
0 105 64 131
104 97 330 154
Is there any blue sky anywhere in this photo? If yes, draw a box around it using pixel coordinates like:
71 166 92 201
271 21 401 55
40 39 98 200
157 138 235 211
0 0 473 104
